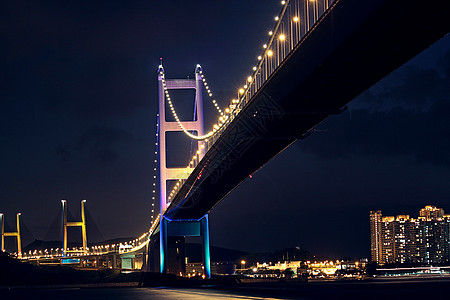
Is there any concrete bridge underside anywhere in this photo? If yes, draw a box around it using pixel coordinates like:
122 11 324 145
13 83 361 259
165 0 449 221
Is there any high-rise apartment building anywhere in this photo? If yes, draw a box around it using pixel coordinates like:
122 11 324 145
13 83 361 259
369 210 382 264
370 206 450 265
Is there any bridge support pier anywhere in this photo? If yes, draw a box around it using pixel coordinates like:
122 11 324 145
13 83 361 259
62 200 88 256
200 215 211 279
160 215 211 278
156 63 210 278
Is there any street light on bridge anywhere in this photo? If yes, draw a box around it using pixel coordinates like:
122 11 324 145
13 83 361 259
241 260 246 270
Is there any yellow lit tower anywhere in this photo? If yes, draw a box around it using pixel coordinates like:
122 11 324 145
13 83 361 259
0 213 22 258
61 200 88 256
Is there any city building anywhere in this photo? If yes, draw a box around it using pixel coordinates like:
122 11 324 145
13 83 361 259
244 259 367 278
369 210 383 264
185 262 235 277
370 206 450 265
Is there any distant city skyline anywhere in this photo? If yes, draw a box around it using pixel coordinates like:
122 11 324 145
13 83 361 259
370 205 450 265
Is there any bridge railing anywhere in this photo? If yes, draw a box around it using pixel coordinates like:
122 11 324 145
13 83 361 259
167 1 336 202
207 0 335 146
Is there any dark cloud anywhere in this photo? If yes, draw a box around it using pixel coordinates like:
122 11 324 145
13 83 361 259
56 126 134 163
303 102 450 164
78 126 134 163
439 49 450 78
378 67 449 108
55 145 71 162
299 63 450 167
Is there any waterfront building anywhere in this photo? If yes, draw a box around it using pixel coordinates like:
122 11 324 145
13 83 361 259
185 262 235 277
370 206 450 265
369 211 383 264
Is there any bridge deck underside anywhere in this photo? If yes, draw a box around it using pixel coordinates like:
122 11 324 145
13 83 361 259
165 0 450 220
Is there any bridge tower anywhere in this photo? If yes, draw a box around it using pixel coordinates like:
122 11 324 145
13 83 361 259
61 200 88 256
0 213 22 257
156 63 211 278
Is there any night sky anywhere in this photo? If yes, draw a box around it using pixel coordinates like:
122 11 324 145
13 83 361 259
1 0 450 259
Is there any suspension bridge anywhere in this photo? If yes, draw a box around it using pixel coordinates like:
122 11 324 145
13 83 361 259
1 0 449 277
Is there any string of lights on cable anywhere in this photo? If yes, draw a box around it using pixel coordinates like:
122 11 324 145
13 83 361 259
159 0 294 142
199 68 224 116
163 0 335 203
13 0 337 261
150 113 159 224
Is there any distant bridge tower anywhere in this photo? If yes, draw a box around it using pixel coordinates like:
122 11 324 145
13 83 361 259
62 200 88 256
156 63 211 278
0 213 22 257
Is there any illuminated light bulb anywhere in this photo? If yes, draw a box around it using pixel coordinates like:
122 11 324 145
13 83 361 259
247 76 252 82
225 108 230 113
269 31 273 35
267 50 273 56
244 85 248 89
293 16 299 22
258 56 262 60
239 88 245 94
275 16 279 21
279 34 286 41
253 66 257 71
281 0 286 4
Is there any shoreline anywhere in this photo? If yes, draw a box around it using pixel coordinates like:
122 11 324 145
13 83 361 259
3 275 450 291
0 282 139 290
